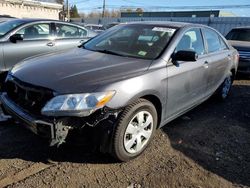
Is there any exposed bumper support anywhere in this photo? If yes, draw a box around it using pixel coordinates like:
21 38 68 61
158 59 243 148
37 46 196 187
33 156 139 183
0 92 121 149
0 92 61 146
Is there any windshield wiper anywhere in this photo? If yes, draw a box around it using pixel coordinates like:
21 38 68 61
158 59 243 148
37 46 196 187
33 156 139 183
95 49 128 57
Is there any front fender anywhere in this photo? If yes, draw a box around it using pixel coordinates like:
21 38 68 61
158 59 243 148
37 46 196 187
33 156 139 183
100 69 167 110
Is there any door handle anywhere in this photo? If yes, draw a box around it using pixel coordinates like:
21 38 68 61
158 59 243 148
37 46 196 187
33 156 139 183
47 42 55 47
204 61 209 68
79 40 85 44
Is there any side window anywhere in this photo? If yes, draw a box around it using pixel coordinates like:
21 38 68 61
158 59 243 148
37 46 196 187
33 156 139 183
219 36 228 50
203 29 221 53
78 28 87 37
16 23 50 40
55 23 79 38
176 28 205 56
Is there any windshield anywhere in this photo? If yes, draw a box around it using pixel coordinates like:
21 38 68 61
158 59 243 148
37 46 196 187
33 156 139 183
226 29 250 42
0 19 26 38
84 24 177 60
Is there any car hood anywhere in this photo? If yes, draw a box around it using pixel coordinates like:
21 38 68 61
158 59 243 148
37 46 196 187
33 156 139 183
11 48 152 94
228 40 250 51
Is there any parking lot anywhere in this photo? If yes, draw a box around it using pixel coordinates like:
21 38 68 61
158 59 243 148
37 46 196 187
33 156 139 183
0 78 248 188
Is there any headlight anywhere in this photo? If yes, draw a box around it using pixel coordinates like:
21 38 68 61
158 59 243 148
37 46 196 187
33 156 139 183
41 91 115 117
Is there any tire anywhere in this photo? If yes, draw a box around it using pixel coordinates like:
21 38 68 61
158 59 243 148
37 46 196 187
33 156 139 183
216 75 233 100
111 99 157 162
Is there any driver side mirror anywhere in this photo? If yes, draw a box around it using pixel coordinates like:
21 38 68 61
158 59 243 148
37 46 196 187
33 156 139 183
9 34 23 43
172 50 198 66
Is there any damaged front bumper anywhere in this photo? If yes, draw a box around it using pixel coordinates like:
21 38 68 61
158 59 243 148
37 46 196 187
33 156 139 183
0 92 62 145
0 92 121 147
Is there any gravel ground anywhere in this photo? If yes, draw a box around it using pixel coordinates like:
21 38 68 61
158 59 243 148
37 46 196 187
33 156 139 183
0 78 249 188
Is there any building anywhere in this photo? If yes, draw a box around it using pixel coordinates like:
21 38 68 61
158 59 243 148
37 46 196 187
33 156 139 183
0 0 63 20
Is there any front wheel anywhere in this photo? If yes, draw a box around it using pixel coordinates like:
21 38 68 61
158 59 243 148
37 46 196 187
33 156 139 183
216 75 233 100
111 99 157 162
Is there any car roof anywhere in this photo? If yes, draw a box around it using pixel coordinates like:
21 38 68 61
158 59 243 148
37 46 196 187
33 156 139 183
8 18 80 25
123 21 203 28
6 18 95 31
13 20 205 29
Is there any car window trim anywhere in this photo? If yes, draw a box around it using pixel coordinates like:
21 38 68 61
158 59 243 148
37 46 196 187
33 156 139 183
201 29 226 56
9 21 53 42
218 34 230 51
174 27 207 59
53 22 88 39
201 27 229 55
202 28 220 54
77 27 88 37
218 36 229 51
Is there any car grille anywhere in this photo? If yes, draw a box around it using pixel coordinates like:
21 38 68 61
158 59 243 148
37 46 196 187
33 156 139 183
4 76 54 116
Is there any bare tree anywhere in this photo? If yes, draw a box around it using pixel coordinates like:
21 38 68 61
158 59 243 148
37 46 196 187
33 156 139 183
136 8 143 13
85 9 121 18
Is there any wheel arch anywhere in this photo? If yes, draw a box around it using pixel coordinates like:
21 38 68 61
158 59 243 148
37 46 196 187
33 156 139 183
140 94 163 129
230 68 236 80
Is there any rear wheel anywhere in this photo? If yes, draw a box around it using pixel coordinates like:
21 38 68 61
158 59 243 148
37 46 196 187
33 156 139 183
216 75 233 100
111 99 157 162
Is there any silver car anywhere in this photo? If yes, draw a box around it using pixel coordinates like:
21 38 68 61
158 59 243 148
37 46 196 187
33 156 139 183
0 19 97 76
0 22 238 161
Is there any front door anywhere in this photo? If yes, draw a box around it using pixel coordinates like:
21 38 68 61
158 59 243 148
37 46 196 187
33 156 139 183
166 28 208 119
3 22 55 70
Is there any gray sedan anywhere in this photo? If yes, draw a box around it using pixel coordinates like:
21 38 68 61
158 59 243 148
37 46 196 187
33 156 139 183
0 19 97 76
1 22 238 161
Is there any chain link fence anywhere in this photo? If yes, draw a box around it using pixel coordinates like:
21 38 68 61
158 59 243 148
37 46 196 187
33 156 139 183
71 17 250 35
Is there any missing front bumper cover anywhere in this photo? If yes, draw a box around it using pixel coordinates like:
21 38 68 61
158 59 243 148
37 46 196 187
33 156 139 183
0 92 121 147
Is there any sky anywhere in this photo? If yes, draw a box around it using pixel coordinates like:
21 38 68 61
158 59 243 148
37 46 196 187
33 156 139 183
69 0 250 16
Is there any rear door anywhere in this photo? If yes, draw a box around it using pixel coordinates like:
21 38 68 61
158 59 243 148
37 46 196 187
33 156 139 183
3 22 55 70
53 23 90 52
166 28 208 119
201 28 230 95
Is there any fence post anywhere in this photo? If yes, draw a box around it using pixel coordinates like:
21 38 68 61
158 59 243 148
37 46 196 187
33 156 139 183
208 16 212 26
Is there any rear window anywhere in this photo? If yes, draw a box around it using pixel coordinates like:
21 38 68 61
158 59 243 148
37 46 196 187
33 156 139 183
226 29 250 42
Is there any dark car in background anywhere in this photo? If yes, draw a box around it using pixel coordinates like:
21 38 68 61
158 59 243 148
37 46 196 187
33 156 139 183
0 22 238 161
102 22 120 30
226 27 250 74
0 19 97 78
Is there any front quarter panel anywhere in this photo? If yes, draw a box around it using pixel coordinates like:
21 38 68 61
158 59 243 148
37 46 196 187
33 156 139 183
99 59 168 112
